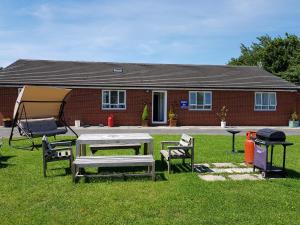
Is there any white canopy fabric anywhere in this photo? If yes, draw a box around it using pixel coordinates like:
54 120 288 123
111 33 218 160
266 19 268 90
13 86 72 119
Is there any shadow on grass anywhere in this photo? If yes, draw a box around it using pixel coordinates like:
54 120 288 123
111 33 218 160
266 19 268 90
45 166 72 177
285 168 300 179
0 155 16 168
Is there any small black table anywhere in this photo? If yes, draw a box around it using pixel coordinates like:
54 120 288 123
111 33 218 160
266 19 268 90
226 129 241 153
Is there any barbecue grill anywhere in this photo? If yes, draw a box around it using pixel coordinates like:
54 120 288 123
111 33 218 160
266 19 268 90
253 128 293 178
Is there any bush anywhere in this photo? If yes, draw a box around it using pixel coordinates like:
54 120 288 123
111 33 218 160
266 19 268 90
142 104 149 121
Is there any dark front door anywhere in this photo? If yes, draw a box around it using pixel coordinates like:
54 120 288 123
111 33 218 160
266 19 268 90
152 91 166 123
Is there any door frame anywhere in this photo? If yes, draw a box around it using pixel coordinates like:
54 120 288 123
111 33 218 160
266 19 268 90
152 90 167 124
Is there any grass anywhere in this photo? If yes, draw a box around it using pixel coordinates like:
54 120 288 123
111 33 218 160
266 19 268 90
0 134 299 225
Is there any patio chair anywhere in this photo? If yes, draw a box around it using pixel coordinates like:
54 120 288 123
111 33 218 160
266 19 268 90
42 135 73 177
160 134 194 173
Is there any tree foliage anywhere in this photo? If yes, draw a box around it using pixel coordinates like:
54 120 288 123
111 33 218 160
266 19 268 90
228 33 300 84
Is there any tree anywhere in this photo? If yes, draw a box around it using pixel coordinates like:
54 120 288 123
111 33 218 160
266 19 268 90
228 33 300 84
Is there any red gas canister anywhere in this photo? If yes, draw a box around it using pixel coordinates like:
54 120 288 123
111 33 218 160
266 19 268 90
244 131 256 165
108 115 114 127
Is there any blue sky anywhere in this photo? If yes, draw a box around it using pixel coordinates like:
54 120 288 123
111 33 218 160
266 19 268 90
0 0 300 67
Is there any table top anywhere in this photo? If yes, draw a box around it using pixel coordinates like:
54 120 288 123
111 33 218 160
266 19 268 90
226 129 241 134
77 133 153 142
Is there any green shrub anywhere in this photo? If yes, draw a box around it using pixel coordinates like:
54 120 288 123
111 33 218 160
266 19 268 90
142 104 149 121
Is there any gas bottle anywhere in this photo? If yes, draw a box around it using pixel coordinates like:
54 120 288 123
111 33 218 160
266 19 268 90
244 131 256 165
108 115 114 127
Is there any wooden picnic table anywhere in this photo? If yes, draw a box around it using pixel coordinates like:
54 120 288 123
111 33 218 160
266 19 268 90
73 133 155 182
75 133 154 157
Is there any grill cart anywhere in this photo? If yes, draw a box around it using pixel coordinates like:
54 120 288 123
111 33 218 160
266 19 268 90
253 129 293 178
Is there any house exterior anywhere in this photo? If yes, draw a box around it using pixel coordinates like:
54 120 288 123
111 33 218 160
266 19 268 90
0 59 299 126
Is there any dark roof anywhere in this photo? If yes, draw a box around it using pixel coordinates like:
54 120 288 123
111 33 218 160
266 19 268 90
0 59 297 90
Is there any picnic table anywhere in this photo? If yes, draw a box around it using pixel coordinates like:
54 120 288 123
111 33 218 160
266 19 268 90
75 133 154 157
73 133 155 182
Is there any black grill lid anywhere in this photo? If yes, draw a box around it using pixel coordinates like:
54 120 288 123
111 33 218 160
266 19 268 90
256 128 286 142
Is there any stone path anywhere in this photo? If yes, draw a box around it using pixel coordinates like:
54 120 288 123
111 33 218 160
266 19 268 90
196 162 263 181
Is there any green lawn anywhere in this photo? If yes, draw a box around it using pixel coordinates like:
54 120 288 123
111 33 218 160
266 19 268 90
0 135 299 225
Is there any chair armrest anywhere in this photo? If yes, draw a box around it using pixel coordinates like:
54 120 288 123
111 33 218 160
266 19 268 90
167 146 192 150
161 141 179 149
50 147 72 152
50 141 72 147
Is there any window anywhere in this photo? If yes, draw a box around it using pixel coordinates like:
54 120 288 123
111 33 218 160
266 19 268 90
102 90 126 109
189 91 212 110
255 92 276 111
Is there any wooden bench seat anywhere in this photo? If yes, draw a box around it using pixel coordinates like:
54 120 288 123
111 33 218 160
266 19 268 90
72 155 155 182
89 143 141 155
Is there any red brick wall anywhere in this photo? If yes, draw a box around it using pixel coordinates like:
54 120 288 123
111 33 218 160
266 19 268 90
0 87 298 126
169 90 297 126
64 89 152 126
0 88 18 125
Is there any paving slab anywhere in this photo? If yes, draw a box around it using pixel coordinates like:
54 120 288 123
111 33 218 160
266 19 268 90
198 174 226 181
212 163 237 168
239 162 250 167
231 167 254 173
228 174 259 181
252 174 264 180
210 168 234 173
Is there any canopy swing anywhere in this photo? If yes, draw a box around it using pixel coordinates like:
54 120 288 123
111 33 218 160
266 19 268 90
9 86 78 150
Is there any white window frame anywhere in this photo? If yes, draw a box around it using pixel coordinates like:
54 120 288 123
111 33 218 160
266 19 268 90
152 90 168 124
188 91 212 111
101 90 126 110
254 92 277 111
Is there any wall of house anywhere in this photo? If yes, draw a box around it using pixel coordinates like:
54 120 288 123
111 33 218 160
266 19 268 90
56 88 300 126
0 87 298 126
0 87 18 124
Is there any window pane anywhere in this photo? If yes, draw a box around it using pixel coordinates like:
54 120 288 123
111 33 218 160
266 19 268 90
102 104 109 109
262 93 268 106
189 105 196 109
269 93 276 106
204 105 211 110
204 92 211 105
197 92 204 105
103 91 109 104
190 92 196 105
110 91 118 104
119 91 125 104
255 93 261 105
269 105 275 110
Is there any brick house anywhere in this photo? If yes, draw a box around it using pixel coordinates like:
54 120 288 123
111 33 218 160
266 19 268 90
0 59 299 126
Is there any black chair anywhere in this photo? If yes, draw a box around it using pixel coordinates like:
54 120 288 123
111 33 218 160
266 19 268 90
42 135 73 177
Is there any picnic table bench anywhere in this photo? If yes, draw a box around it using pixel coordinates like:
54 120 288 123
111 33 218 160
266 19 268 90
72 155 155 182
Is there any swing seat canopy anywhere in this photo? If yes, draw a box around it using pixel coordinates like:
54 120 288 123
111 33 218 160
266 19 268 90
13 85 72 120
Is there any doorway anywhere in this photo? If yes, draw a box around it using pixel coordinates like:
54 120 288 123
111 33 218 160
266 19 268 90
152 91 167 124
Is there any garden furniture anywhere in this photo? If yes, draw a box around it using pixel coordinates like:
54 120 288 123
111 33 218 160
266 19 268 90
72 133 155 182
226 129 241 153
160 134 194 173
42 135 73 177
9 85 78 150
